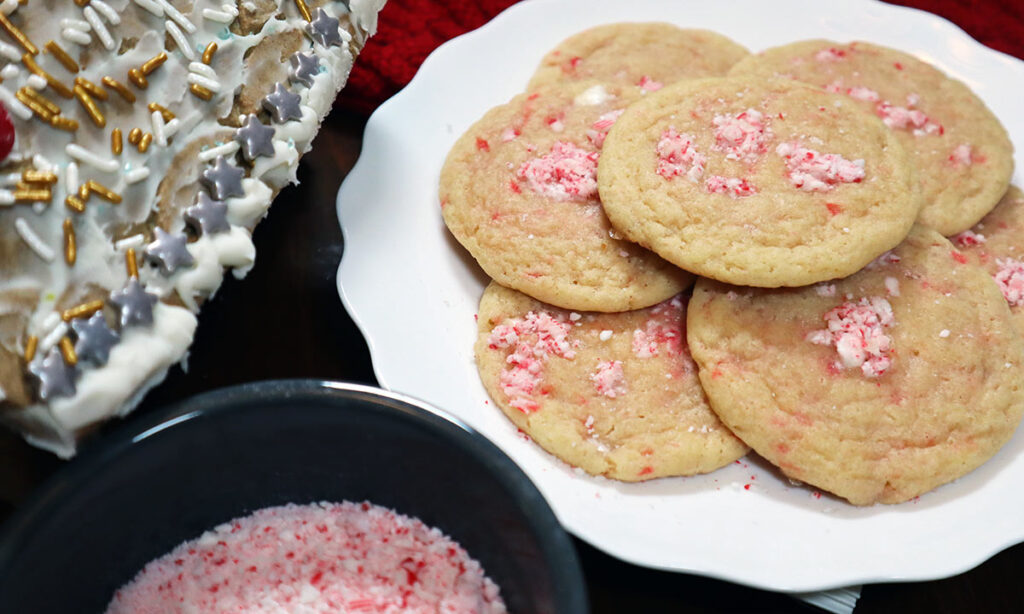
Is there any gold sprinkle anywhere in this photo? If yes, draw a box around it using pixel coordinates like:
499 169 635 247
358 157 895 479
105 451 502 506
49 115 78 132
15 88 55 120
0 13 38 56
294 0 312 22
73 84 105 127
102 76 136 102
111 128 123 155
22 54 73 99
146 102 174 122
85 180 121 204
13 189 51 202
23 335 38 363
74 0 91 6
65 194 86 213
140 52 168 76
63 218 76 266
78 183 90 200
73 77 107 101
22 170 58 185
62 300 106 322
128 127 142 144
137 132 152 153
125 248 139 279
58 337 77 366
44 40 79 73
127 68 147 89
201 42 217 65
189 83 213 101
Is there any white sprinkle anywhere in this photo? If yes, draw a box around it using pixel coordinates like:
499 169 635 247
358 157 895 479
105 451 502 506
26 74 48 90
83 6 114 50
163 118 181 138
568 312 581 322
65 162 80 195
188 61 217 79
90 0 121 24
32 201 46 214
0 64 18 80
132 0 163 17
242 0 256 10
65 143 120 172
202 8 235 23
150 110 168 146
0 85 31 120
0 40 20 62
157 0 196 33
599 330 613 341
42 312 61 331
114 234 146 250
221 1 239 13
15 217 55 263
198 141 239 162
939 329 950 338
186 72 220 92
62 28 92 46
165 20 195 61
0 172 20 186
33 154 54 171
0 0 15 17
0 190 13 205
124 166 151 184
60 18 91 31
40 322 68 354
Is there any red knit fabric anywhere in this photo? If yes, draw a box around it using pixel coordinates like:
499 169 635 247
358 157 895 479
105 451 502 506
337 0 1024 115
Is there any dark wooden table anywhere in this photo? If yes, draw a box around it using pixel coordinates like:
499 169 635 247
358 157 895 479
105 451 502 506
5 3 1024 605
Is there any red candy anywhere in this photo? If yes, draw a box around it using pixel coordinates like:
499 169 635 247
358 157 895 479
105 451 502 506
0 102 14 163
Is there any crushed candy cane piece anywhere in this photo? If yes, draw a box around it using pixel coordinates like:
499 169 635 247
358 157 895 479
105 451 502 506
637 75 663 92
586 109 624 148
656 128 705 181
705 175 757 197
517 141 599 201
489 311 576 413
952 229 986 248
590 360 626 398
712 108 771 161
775 142 865 191
875 99 943 136
815 47 848 62
807 297 895 378
949 143 974 166
632 296 684 358
994 258 1024 307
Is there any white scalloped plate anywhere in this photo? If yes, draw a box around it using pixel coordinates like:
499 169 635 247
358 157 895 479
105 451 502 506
337 0 1024 591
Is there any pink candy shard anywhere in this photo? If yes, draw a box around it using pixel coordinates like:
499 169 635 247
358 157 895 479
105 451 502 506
632 296 685 358
637 75 663 92
489 311 577 413
590 360 627 398
806 297 896 378
949 143 974 166
516 141 599 201
712 108 771 162
952 229 986 248
875 97 943 136
815 47 848 62
104 502 507 614
586 109 625 149
995 258 1024 307
775 142 865 192
656 127 706 181
705 175 757 198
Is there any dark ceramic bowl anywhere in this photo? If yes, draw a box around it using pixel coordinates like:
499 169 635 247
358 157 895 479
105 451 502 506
0 380 588 613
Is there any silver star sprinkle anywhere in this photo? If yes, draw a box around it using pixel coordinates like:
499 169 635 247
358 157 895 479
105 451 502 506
109 278 158 328
307 8 343 48
29 348 77 401
234 114 276 161
289 52 320 88
185 193 230 236
262 83 303 123
145 228 195 276
72 312 120 366
201 155 245 200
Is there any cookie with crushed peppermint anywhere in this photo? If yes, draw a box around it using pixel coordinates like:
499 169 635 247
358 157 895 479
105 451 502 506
687 225 1024 505
597 76 920 287
440 80 691 312
527 22 748 92
474 281 747 482
954 185 1024 333
0 0 384 455
729 40 1013 236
